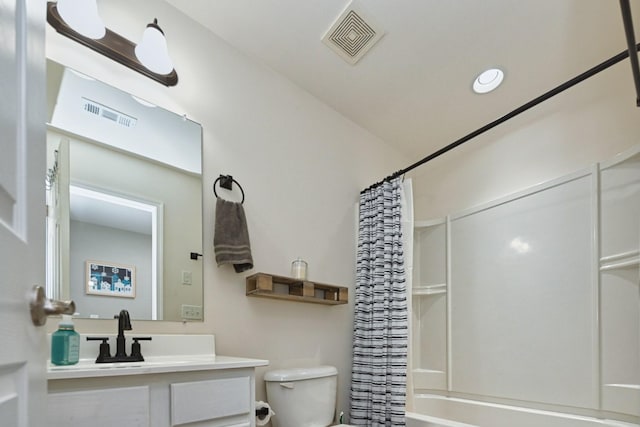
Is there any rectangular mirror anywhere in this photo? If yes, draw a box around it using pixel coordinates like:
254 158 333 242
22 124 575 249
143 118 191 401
45 59 203 321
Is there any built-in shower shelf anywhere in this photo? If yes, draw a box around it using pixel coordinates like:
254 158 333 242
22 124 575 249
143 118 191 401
246 273 348 305
412 368 447 390
413 283 447 296
602 383 640 416
600 250 640 271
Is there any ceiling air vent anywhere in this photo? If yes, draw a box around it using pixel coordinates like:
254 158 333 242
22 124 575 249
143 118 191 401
322 1 385 65
81 97 138 128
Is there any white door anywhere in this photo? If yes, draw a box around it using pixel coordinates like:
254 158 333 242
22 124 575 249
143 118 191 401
0 1 47 426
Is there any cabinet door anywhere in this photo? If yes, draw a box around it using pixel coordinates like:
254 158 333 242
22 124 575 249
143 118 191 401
171 377 251 426
47 386 150 426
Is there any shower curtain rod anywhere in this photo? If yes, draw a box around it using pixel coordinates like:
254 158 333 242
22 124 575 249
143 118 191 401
620 0 640 106
362 42 640 194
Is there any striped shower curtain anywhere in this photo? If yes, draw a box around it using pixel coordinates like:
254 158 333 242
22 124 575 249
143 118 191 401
350 178 408 426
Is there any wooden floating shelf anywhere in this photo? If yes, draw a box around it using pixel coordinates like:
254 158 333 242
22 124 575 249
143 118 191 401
246 273 348 305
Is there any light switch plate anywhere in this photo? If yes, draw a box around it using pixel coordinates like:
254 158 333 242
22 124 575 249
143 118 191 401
181 304 202 320
181 270 192 285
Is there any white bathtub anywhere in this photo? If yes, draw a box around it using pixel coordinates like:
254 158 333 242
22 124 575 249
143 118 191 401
406 395 640 427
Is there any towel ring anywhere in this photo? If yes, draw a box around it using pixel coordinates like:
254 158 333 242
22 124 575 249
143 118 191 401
213 174 245 204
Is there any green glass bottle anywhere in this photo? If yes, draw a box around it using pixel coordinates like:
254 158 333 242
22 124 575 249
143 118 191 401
51 315 80 366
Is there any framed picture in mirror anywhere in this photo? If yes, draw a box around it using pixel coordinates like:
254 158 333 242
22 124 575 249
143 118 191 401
86 260 136 298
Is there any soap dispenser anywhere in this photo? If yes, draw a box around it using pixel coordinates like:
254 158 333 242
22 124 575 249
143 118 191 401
51 314 80 366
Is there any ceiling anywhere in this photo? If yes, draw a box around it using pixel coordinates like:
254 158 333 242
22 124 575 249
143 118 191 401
167 0 639 165
69 185 153 236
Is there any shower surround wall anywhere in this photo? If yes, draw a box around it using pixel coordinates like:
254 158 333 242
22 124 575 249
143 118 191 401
410 146 640 425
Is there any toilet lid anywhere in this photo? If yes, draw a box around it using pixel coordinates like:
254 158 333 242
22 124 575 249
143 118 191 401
264 365 337 382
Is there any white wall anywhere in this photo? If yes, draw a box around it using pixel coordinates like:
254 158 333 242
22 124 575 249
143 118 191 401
46 0 409 418
410 150 640 422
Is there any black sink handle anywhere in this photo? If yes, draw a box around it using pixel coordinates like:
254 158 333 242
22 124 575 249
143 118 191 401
86 336 112 363
86 336 109 342
130 337 152 361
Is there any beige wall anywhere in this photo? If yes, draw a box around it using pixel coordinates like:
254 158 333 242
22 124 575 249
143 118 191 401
411 58 640 220
45 0 409 417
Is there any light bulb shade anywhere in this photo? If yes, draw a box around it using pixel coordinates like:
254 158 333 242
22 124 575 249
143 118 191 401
135 21 174 75
56 0 106 39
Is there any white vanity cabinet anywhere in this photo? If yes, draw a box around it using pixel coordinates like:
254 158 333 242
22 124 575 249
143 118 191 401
48 366 262 426
46 335 268 427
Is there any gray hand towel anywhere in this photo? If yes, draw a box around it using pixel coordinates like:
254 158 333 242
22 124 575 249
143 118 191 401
214 197 254 273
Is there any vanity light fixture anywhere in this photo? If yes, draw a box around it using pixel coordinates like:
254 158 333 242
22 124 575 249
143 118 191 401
473 68 504 94
47 1 178 86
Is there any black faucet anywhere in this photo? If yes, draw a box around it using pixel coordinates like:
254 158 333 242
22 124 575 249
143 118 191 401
86 310 151 363
115 309 132 359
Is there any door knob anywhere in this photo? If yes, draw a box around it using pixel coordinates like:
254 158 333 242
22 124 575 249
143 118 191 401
29 285 76 326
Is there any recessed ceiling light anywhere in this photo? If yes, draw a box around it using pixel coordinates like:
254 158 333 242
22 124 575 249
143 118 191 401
473 68 504 94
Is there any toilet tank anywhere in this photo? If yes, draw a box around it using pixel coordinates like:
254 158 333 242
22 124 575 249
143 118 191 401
264 365 338 427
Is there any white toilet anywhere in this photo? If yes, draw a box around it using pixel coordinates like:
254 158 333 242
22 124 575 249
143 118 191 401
264 365 352 427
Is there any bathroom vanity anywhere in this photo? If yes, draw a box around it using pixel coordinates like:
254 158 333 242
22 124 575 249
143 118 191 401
46 335 268 427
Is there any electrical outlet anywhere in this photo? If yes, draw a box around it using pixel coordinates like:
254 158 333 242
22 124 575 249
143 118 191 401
181 270 192 285
181 304 202 320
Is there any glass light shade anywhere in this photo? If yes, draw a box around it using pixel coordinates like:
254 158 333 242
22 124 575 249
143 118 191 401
134 21 174 75
56 0 106 39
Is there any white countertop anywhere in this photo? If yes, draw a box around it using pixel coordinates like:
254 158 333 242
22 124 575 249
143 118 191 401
47 334 268 380
48 354 269 380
